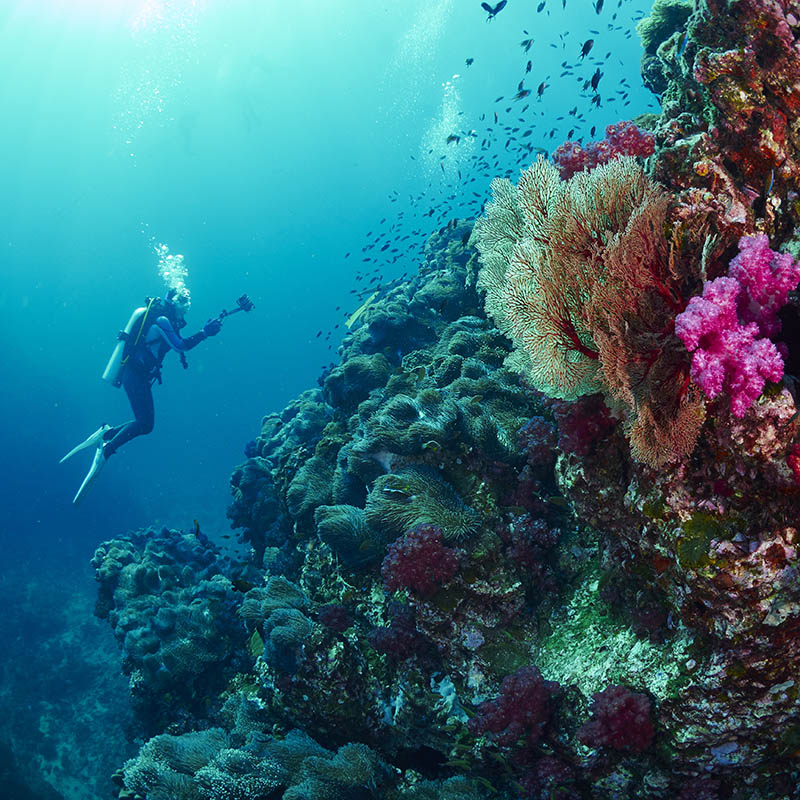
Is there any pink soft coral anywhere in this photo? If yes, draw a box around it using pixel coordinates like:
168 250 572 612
728 234 800 337
675 236 799 418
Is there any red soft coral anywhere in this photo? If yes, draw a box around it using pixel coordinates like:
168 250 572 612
468 665 560 748
552 120 654 179
578 685 654 753
381 524 460 598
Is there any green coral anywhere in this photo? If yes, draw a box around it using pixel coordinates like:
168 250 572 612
365 465 482 542
675 512 731 570
322 352 392 411
636 0 692 54
284 743 382 800
122 727 387 800
398 775 492 799
286 454 334 519
123 728 230 800
314 504 385 567
239 576 308 625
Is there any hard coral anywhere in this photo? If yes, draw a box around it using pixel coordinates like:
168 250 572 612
381 523 460 598
577 684 654 753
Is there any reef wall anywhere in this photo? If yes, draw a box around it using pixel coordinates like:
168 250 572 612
96 1 800 798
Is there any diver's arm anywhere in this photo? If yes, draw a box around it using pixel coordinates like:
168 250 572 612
153 316 208 352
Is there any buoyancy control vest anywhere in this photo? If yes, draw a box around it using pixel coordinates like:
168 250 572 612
103 297 185 386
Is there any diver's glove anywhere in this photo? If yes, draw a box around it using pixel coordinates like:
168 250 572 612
203 318 222 337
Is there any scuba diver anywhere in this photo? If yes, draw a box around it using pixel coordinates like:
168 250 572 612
61 287 224 503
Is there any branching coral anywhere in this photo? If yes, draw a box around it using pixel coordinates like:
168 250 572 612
471 155 703 466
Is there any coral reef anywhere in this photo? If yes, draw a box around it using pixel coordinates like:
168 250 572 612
96 2 800 795
92 526 247 733
552 121 655 179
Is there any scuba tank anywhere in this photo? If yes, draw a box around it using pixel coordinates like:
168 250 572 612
102 299 157 387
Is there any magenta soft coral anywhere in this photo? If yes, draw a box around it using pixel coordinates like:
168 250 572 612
552 121 654 179
381 523 460 598
577 684 654 753
729 234 800 338
675 235 800 418
468 665 560 748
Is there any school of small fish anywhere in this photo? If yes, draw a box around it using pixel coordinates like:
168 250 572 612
314 0 650 369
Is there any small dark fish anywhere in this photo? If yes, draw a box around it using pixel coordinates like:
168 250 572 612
193 519 201 537
481 0 507 20
595 0 603 12
446 133 461 145
590 67 602 90
537 0 546 10
591 94 601 106
316 330 322 338
547 495 570 509
580 38 594 58
525 59 532 73
231 578 254 593
590 125 597 136
520 38 534 52
513 87 532 101
466 57 474 66
537 81 547 98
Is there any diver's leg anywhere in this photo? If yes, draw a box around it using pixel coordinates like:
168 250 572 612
103 368 155 457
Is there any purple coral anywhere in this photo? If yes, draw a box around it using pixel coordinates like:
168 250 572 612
317 603 352 633
552 120 655 179
728 234 800 337
468 665 560 748
367 602 427 662
381 524 460 598
674 237 797 418
577 685 654 753
548 395 616 456
517 416 558 465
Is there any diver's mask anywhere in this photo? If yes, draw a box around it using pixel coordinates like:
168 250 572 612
166 287 191 328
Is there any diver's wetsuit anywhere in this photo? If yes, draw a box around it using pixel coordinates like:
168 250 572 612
103 308 209 457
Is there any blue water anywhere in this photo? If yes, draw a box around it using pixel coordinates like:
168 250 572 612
0 0 654 796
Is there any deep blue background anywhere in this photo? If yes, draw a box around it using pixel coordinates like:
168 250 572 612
0 0 655 566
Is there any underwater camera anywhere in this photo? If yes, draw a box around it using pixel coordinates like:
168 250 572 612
218 293 255 321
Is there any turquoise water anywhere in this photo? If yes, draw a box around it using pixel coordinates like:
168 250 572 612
0 1 654 796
